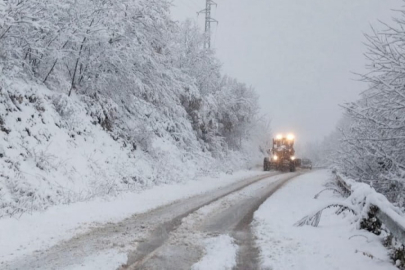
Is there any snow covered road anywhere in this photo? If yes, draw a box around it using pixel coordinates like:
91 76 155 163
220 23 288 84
2 169 396 270
3 170 287 270
124 172 300 270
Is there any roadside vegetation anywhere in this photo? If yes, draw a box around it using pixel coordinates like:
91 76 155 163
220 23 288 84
303 6 405 207
0 0 269 217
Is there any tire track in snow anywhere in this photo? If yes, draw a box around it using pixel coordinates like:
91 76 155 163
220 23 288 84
120 172 281 270
232 173 300 270
3 171 278 270
124 172 303 270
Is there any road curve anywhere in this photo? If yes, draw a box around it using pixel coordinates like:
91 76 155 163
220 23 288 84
123 172 302 270
5 171 283 270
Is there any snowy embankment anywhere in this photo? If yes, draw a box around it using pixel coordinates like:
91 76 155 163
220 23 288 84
0 169 265 265
1 0 267 221
253 170 396 270
0 78 261 216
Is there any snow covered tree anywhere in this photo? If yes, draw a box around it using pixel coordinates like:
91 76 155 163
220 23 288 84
333 13 405 205
0 0 268 170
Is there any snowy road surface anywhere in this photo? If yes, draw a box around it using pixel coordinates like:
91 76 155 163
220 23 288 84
0 169 266 266
2 170 395 270
122 173 299 270
2 170 288 269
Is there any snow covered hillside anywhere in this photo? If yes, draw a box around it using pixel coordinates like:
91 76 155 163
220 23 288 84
0 79 179 216
0 75 265 218
0 0 269 218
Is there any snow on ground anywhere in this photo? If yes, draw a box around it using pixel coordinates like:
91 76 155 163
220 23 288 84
62 249 127 270
0 78 266 266
0 78 262 219
253 169 396 270
0 169 265 264
191 234 238 270
0 80 151 216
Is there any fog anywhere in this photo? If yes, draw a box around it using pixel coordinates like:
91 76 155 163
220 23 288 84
171 0 403 144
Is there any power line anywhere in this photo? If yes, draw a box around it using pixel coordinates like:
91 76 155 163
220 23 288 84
197 0 218 49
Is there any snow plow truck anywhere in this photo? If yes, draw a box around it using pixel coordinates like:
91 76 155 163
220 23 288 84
263 134 296 172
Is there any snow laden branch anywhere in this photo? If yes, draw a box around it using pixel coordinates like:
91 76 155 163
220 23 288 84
305 6 405 206
0 0 270 217
295 201 357 227
0 0 267 156
295 173 405 231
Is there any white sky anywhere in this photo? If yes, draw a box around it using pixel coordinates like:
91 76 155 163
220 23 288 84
170 0 403 144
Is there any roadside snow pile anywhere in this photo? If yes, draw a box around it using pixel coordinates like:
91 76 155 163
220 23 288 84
336 173 405 222
191 234 238 270
0 78 259 218
335 173 405 269
253 170 396 270
296 173 405 230
295 172 405 268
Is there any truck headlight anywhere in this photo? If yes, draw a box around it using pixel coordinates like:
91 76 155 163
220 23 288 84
291 156 296 161
273 155 278 161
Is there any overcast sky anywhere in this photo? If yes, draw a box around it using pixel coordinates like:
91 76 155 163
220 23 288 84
170 0 403 144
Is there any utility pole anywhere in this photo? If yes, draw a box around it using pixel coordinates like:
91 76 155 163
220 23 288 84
198 0 218 49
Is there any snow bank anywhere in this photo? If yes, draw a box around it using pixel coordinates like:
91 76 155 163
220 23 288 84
336 173 405 231
253 170 395 270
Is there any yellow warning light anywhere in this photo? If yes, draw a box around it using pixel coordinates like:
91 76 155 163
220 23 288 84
287 134 295 141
